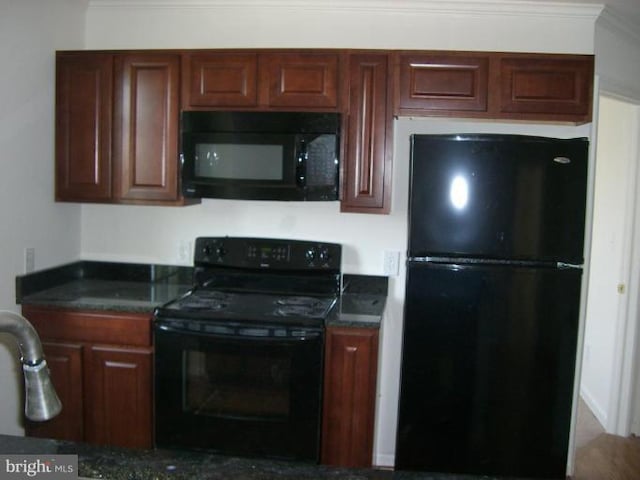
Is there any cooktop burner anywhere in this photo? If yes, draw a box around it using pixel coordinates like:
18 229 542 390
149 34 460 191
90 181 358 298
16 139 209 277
177 290 232 311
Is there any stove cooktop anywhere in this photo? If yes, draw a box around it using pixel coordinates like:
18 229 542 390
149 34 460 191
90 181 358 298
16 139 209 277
156 288 337 327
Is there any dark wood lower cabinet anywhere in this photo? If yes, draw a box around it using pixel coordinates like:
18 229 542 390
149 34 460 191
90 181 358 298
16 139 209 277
321 326 379 468
84 345 153 448
25 342 84 442
23 307 153 449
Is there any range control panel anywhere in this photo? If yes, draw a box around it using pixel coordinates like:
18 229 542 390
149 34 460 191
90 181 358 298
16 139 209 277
194 237 341 271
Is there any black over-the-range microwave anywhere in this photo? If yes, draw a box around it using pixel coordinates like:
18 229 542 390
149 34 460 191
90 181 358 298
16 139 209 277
180 111 341 201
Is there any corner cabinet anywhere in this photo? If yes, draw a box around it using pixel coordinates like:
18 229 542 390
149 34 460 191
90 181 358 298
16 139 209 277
321 326 379 468
55 51 194 206
22 306 153 449
341 53 393 214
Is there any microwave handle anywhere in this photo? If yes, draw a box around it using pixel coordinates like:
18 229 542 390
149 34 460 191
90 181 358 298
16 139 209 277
296 139 307 188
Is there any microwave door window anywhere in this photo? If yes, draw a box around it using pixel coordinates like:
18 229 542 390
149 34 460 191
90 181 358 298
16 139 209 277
195 144 284 181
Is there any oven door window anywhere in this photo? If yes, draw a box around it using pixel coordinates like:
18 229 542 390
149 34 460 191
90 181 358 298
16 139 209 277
184 349 291 420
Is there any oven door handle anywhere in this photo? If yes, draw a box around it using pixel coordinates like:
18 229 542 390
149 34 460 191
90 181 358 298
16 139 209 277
156 322 323 342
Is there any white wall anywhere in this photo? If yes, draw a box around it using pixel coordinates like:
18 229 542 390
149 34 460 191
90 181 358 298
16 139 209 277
82 0 598 466
0 0 86 435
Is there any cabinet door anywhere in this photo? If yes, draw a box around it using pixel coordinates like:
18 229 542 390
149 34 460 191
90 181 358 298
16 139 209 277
84 345 153 449
321 327 379 468
395 53 489 115
25 342 84 442
261 53 340 109
113 53 180 202
183 52 258 108
55 52 113 202
341 54 392 214
498 55 593 121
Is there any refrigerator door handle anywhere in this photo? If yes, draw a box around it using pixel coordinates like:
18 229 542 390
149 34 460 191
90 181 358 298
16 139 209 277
557 262 583 269
409 256 561 268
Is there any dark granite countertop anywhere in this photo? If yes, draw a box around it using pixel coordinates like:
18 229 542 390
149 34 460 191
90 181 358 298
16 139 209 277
333 274 388 328
16 261 194 313
0 434 500 480
16 263 387 328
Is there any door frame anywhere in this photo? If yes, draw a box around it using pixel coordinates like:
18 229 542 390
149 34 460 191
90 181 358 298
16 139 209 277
597 92 640 437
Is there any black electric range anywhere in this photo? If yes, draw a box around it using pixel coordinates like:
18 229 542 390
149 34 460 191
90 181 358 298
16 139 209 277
153 237 341 462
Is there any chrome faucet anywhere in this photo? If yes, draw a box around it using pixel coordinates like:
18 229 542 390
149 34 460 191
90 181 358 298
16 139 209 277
0 311 62 421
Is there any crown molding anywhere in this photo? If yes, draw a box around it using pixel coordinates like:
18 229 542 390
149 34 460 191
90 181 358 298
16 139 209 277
596 5 640 45
88 0 603 20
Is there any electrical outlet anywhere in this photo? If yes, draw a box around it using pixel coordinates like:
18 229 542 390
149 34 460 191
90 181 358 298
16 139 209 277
383 250 400 276
178 240 192 263
25 247 35 273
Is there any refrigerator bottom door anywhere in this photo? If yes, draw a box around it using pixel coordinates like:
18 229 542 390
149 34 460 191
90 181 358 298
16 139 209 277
395 262 582 479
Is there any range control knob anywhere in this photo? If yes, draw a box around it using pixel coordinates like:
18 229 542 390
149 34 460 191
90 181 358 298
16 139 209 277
305 247 317 262
215 246 226 259
202 244 213 257
318 247 331 263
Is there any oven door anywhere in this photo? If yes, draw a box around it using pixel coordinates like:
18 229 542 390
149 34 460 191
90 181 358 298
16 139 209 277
154 319 324 462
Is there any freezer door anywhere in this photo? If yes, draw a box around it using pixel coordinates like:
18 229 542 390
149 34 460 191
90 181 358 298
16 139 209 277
409 134 588 263
395 262 582 478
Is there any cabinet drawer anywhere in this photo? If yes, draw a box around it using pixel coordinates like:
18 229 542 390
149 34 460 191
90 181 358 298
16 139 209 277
22 307 152 347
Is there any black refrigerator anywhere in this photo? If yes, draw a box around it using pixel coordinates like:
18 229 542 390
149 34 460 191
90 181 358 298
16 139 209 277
395 134 589 479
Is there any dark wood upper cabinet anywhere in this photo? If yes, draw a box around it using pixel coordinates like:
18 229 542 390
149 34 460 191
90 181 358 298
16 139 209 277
498 54 593 121
55 52 113 202
394 51 593 123
341 53 392 214
395 53 489 115
182 51 341 110
183 52 258 107
55 51 194 206
260 53 340 109
55 49 593 213
113 53 181 202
